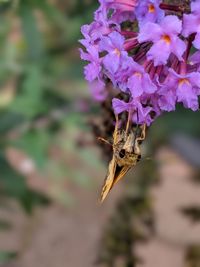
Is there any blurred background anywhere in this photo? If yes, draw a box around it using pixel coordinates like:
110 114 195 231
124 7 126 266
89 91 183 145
0 0 200 267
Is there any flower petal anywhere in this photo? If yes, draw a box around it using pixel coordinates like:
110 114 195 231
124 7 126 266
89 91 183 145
99 36 114 52
112 98 129 114
160 15 182 34
79 48 91 61
103 53 120 73
127 75 143 97
191 1 200 14
138 22 162 42
109 31 125 50
142 73 157 94
84 62 101 81
193 32 200 49
189 51 200 65
158 90 176 111
182 14 199 37
147 40 171 66
89 80 107 102
171 37 186 61
177 81 199 111
189 72 200 87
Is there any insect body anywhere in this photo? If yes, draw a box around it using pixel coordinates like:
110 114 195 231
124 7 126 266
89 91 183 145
100 116 146 202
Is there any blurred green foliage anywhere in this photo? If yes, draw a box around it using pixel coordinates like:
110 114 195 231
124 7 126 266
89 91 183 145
0 0 99 262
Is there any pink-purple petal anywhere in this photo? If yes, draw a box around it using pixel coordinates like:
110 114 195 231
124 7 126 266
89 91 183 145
142 73 157 94
191 1 200 14
182 14 199 37
89 80 107 102
103 53 120 73
189 72 200 87
138 22 162 42
127 75 143 97
160 15 182 34
177 81 198 111
84 62 101 82
112 98 129 114
147 40 171 66
193 32 200 49
171 37 186 61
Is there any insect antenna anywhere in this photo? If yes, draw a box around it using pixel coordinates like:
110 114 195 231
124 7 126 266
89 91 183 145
98 137 112 146
133 108 140 144
125 110 132 135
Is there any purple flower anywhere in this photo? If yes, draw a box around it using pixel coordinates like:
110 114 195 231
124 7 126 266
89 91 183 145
89 80 107 102
135 0 164 24
138 15 186 66
80 45 101 82
127 61 157 97
112 98 152 125
100 31 128 73
132 104 153 125
182 1 200 49
110 55 134 91
164 69 200 111
158 88 176 111
80 21 111 47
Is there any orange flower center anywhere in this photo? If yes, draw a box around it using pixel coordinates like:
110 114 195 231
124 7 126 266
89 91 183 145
114 48 121 56
148 4 155 13
134 72 142 78
178 78 190 86
162 34 171 44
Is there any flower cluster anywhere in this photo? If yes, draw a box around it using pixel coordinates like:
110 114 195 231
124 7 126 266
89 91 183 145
80 0 200 125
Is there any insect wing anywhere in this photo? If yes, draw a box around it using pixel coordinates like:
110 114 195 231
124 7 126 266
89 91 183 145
112 165 131 187
100 157 117 202
101 163 132 202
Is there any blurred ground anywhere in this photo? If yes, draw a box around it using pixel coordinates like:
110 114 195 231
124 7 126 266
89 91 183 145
0 150 122 267
0 145 200 267
136 147 200 267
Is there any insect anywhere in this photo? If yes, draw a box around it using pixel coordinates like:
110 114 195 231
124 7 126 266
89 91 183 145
100 114 146 202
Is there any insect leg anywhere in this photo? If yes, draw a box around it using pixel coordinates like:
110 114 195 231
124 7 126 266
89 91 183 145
134 124 146 155
138 124 146 141
125 110 132 135
113 114 119 143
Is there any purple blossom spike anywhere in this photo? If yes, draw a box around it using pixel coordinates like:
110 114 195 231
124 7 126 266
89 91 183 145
80 0 200 126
